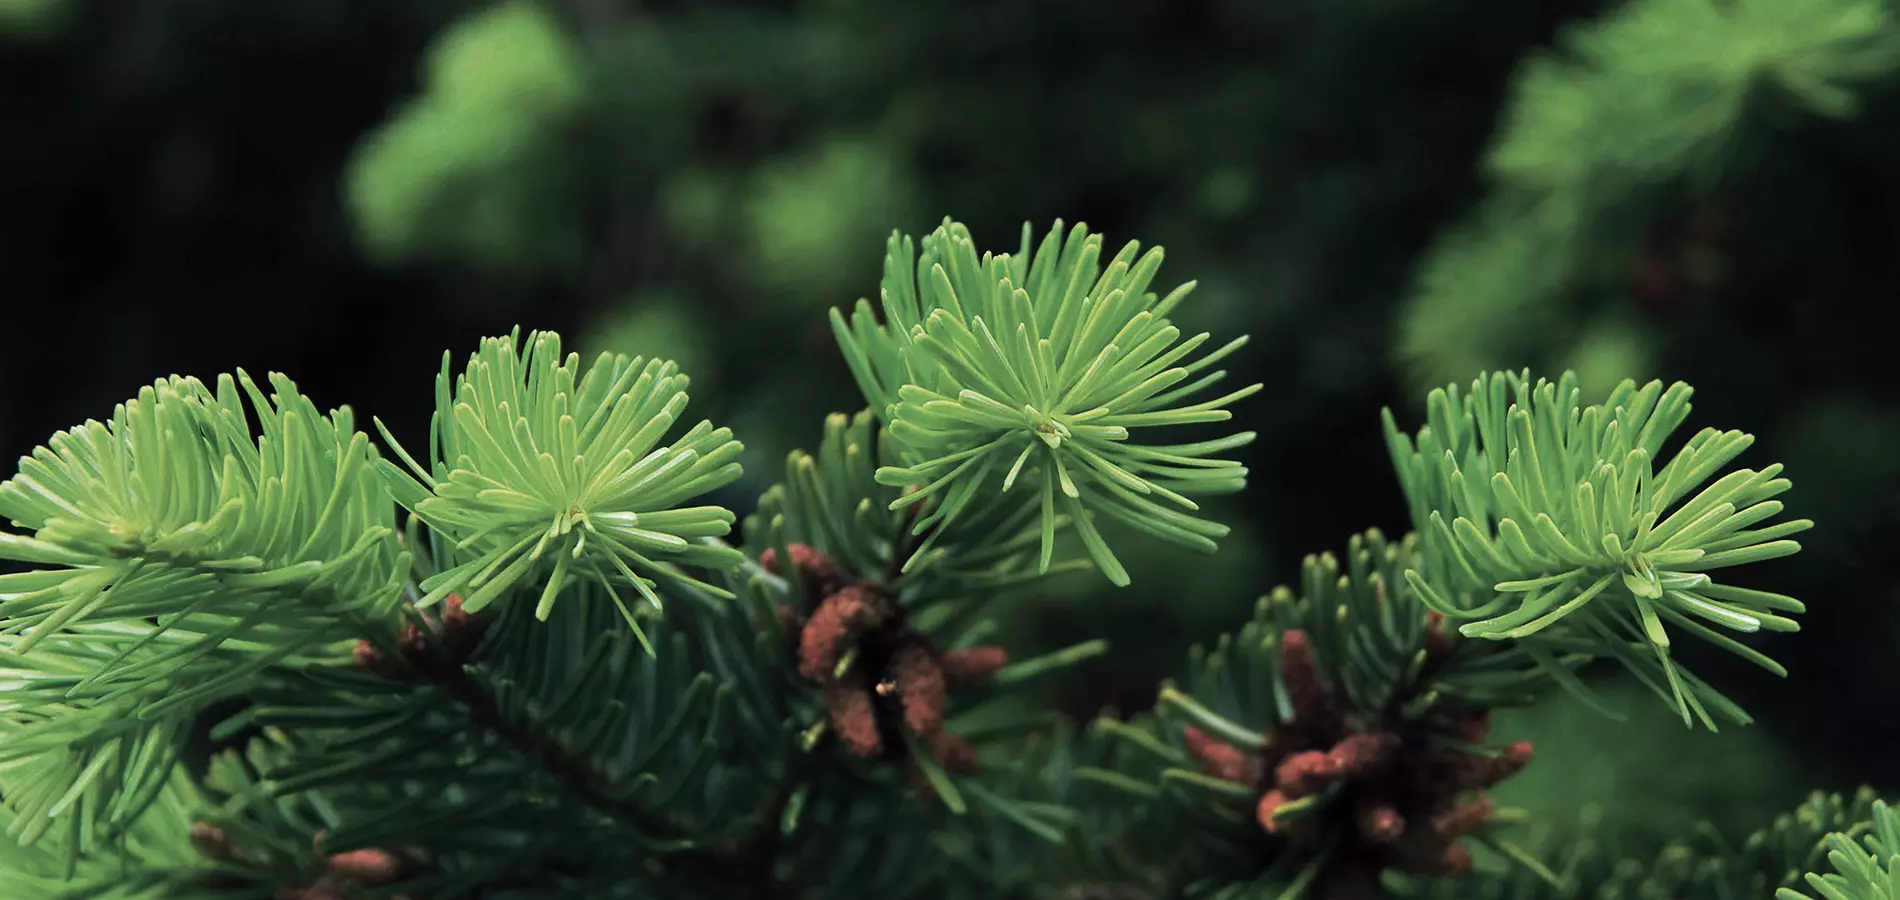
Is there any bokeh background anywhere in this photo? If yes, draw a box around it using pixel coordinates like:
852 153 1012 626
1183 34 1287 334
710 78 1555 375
5 0 1898 855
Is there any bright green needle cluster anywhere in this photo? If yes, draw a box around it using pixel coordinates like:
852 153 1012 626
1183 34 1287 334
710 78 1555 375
0 370 407 662
0 373 404 611
1383 370 1812 728
830 218 1260 585
0 371 408 856
1781 800 1900 900
375 328 746 650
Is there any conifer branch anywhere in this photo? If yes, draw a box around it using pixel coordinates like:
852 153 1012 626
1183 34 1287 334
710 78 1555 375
363 601 697 848
0 202 1832 900
1383 370 1809 728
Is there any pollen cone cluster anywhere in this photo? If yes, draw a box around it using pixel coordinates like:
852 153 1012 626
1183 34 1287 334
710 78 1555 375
1184 620 1532 894
761 544 1008 794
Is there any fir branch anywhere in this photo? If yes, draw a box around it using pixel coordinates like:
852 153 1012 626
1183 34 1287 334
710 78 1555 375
830 218 1260 585
0 201 1842 900
1781 798 1900 900
373 329 746 650
1382 370 1810 729
389 610 702 849
1395 786 1888 899
1090 530 1553 899
0 371 408 859
0 765 249 900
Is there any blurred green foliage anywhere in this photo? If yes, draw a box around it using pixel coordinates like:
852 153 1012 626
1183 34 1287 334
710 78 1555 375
0 0 68 39
1397 0 1900 390
1489 674 1800 846
581 291 713 394
745 137 916 299
347 1 588 275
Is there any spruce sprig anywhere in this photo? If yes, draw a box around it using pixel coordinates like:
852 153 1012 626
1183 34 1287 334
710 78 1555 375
0 371 408 860
830 218 1260 585
1382 370 1811 729
1400 787 1890 899
375 328 746 650
1782 799 1900 900
1093 531 1550 897
0 372 406 640
0 764 233 900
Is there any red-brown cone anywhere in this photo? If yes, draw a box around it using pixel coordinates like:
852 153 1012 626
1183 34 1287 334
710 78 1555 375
1172 623 1539 885
1279 631 1330 725
760 543 850 599
1326 731 1400 779
1430 796 1495 840
437 594 485 658
798 586 889 681
1257 789 1289 832
892 642 947 739
940 646 1008 684
822 678 882 759
1275 750 1335 799
329 847 406 885
1183 726 1260 786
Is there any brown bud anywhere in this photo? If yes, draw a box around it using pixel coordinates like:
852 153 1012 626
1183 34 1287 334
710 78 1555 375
1326 731 1401 779
353 640 410 679
892 643 947 739
940 646 1008 684
1430 796 1495 840
761 543 850 599
352 641 381 670
437 594 485 658
329 847 406 885
1503 740 1533 767
758 547 784 580
822 679 882 759
1274 750 1336 798
797 586 890 682
1257 789 1289 832
1279 630 1330 724
1182 726 1260 786
1444 739 1533 791
1485 740 1534 783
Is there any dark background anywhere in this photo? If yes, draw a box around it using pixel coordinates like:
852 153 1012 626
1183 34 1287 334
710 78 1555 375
5 0 1897 850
